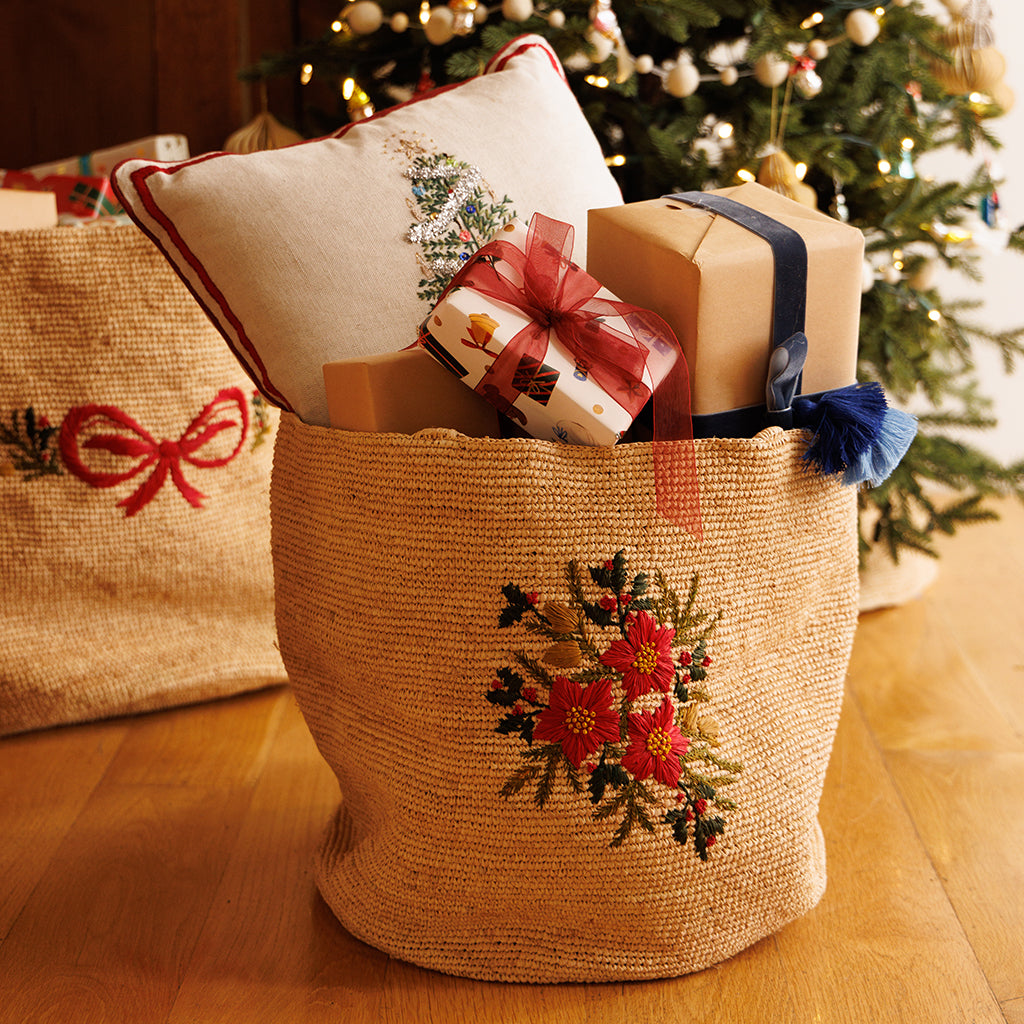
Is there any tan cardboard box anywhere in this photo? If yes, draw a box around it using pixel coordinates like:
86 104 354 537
587 182 864 416
323 346 501 436
0 188 58 230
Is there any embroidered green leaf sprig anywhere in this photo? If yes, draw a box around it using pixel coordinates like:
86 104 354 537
406 151 516 305
488 551 742 858
0 406 64 480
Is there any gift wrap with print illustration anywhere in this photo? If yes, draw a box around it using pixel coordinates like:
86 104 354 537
587 182 864 418
420 216 679 446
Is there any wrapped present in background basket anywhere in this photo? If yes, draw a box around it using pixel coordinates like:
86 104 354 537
0 222 286 736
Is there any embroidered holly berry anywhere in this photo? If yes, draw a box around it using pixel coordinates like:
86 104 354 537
522 686 537 703
705 835 717 847
527 591 540 606
491 679 503 690
512 703 524 715
599 595 617 611
702 655 712 667
694 797 708 816
604 559 615 570
679 650 693 666
618 593 632 606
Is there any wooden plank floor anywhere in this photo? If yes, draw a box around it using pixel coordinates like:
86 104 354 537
2 501 1022 1023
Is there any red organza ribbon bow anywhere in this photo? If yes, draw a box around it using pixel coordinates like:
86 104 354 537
444 213 701 537
59 388 249 516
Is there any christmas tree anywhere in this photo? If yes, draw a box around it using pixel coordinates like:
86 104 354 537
242 0 1024 561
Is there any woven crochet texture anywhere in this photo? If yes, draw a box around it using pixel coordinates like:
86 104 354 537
0 223 286 736
271 415 859 982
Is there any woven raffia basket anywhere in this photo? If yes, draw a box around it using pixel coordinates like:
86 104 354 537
270 415 859 982
0 223 286 736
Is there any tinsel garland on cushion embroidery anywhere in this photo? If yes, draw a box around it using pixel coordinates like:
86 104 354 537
488 551 742 858
0 388 267 516
402 147 515 305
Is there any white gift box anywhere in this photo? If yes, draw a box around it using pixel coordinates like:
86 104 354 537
419 217 679 446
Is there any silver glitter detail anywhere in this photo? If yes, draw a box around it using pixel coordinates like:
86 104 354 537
405 162 482 243
428 257 464 277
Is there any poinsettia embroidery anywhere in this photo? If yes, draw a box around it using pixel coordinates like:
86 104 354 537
489 551 742 857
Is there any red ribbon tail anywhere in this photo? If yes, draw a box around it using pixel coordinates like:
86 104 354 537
118 459 170 517
169 459 207 509
652 352 703 540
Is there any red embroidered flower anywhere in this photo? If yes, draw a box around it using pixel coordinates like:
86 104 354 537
599 611 676 701
620 698 689 788
533 676 620 768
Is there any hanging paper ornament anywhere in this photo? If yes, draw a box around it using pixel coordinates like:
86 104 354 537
344 1 384 35
791 57 822 99
932 1 1008 97
757 148 817 208
547 9 565 28
448 0 477 35
502 0 534 22
390 11 409 31
719 66 739 86
224 109 304 154
635 54 655 75
754 54 790 88
845 9 880 47
988 80 1015 114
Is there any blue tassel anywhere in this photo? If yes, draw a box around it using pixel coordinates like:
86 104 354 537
841 407 917 487
794 382 888 475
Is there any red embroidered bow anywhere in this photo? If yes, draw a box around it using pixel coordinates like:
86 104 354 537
59 388 249 516
443 214 701 537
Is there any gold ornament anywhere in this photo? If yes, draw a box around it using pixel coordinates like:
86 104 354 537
448 0 477 35
344 78 376 121
757 149 817 208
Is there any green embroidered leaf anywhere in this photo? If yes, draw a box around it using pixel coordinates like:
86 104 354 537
499 583 535 627
588 761 630 805
581 600 616 627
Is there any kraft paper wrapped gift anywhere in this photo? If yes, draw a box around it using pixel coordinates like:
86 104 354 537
420 215 680 446
323 347 501 436
586 182 864 418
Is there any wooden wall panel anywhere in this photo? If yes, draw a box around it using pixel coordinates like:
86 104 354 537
0 0 298 170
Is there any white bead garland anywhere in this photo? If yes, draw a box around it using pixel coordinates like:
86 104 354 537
845 9 880 47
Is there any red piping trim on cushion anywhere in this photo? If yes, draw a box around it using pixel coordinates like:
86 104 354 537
111 157 294 413
485 35 567 82
330 34 567 138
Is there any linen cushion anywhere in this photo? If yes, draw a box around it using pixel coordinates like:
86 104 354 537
112 35 622 426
